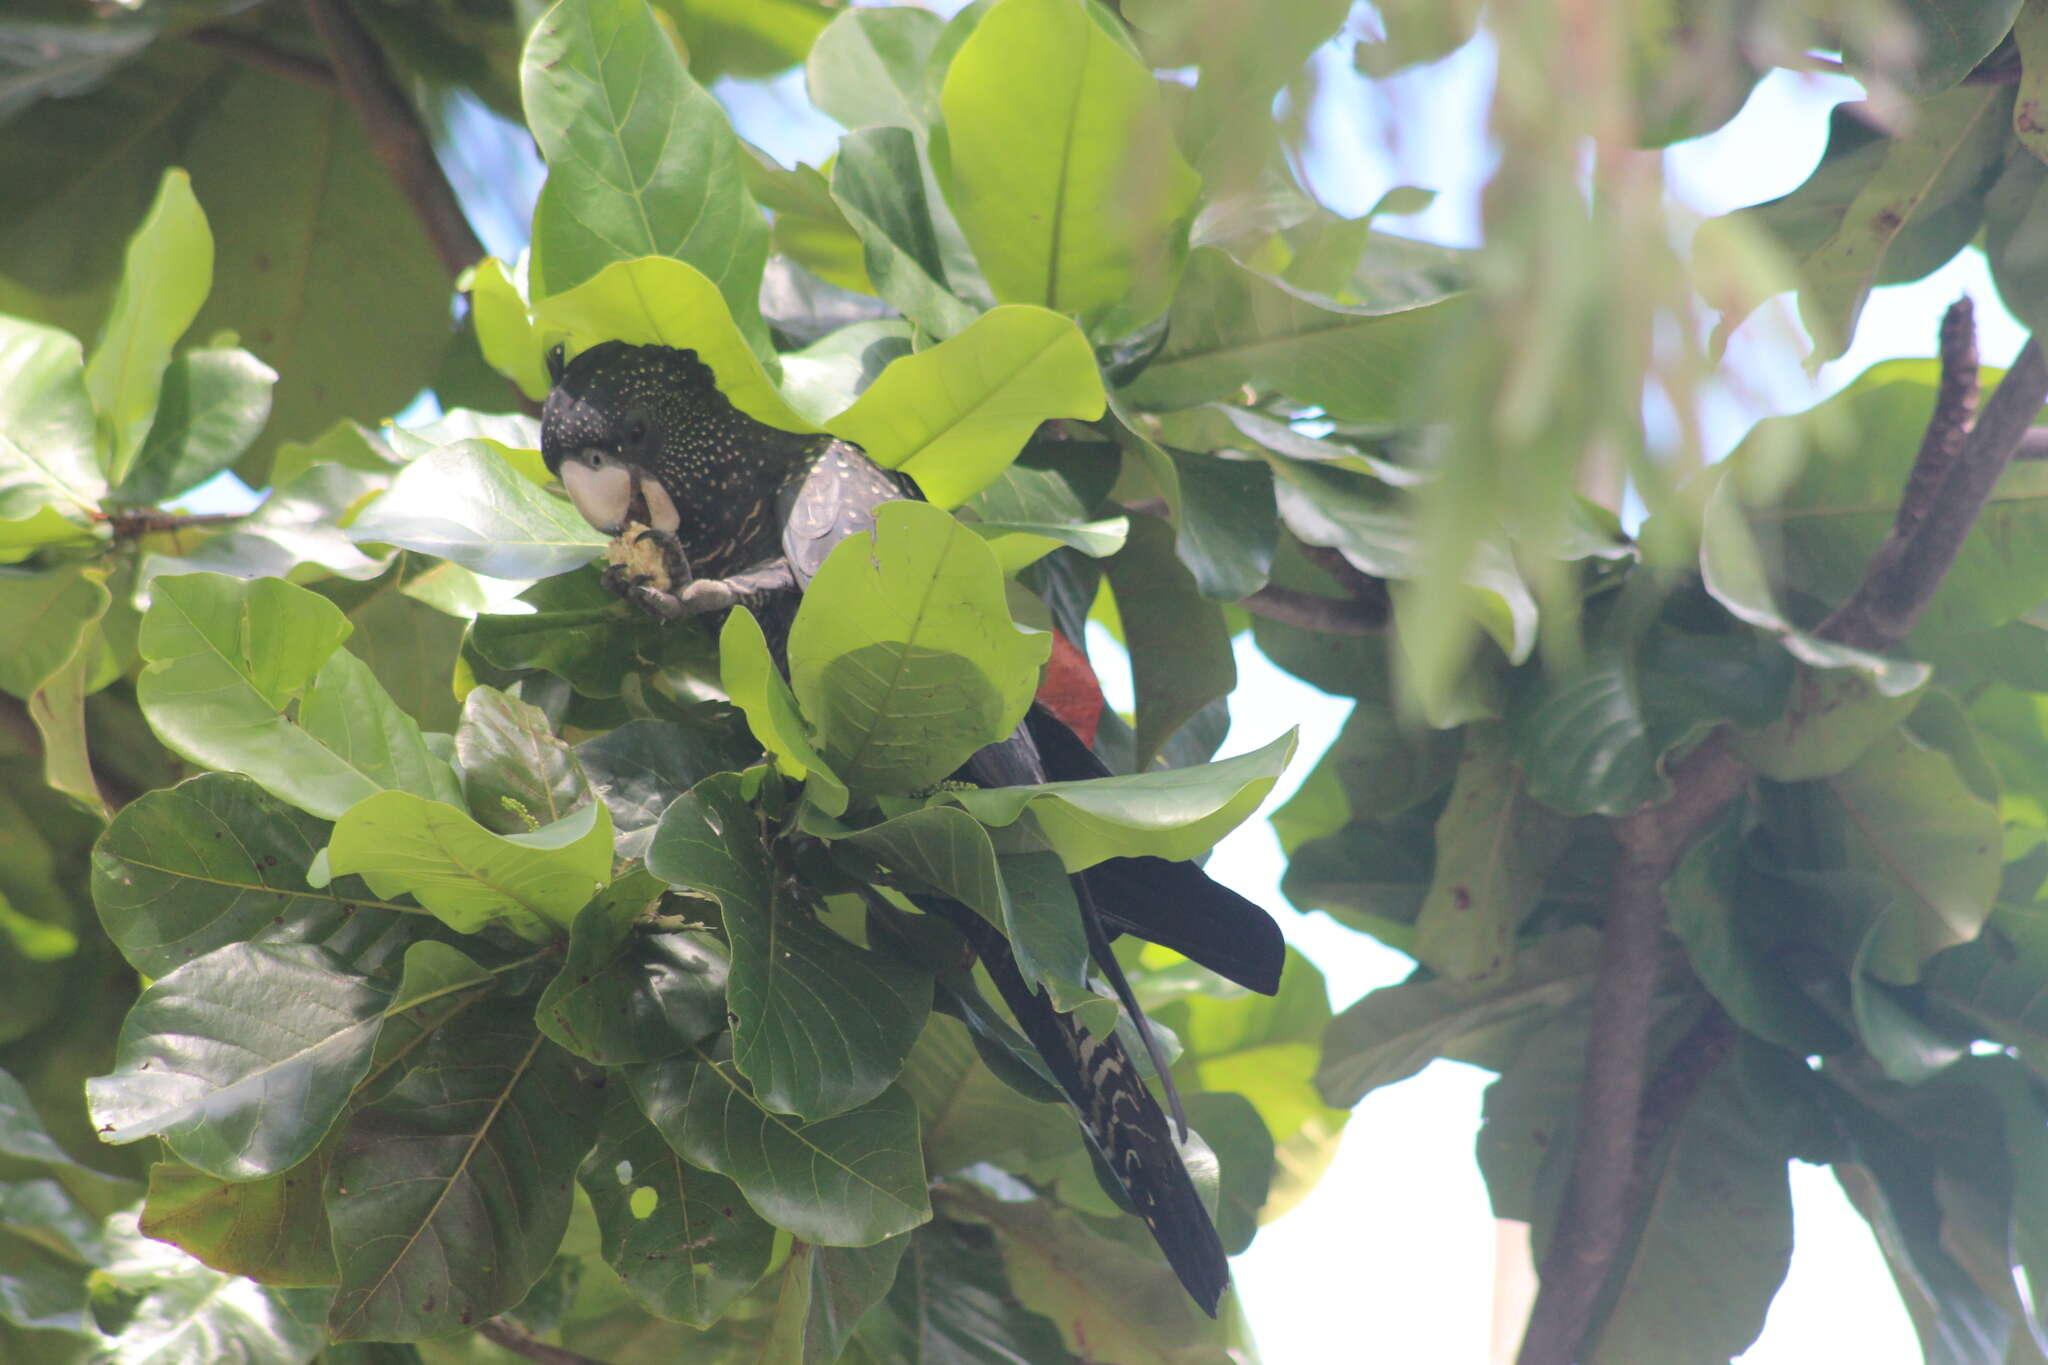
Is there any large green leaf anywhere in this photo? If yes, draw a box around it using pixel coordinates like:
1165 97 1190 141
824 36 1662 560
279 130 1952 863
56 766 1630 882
831 306 1104 508
852 1217 1076 1365
1925 906 2048 1081
804 4 944 133
650 775 930 1119
630 1041 932 1246
88 1210 325 1363
1124 248 1470 422
576 711 761 856
720 606 848 816
1318 929 1599 1106
452 684 593 835
537 873 731 1065
90 772 417 980
532 255 819 430
939 0 1198 332
326 792 613 942
1410 723 1570 983
0 566 106 703
109 347 275 507
938 728 1295 870
831 126 980 339
1104 515 1236 770
760 1236 909 1365
135 573 459 820
0 318 104 523
523 0 771 353
347 439 608 581
1756 725 2001 984
85 169 212 486
140 1149 338 1288
84 942 391 1180
325 1004 598 1341
788 501 1049 795
138 464 393 589
578 1088 775 1328
1861 0 2024 93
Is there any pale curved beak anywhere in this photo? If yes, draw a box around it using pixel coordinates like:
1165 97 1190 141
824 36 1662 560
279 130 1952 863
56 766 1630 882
559 453 633 534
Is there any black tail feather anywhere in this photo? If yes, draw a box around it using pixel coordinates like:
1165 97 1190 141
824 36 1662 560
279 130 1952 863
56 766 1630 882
916 895 1230 1314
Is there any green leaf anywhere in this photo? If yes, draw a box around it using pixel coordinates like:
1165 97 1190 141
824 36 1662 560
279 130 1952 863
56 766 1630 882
523 0 771 352
1318 929 1599 1106
347 439 608 581
1664 802 1853 1054
1169 448 1276 602
141 1150 338 1288
649 775 930 1119
469 567 690 701
88 1210 325 1363
830 127 980 339
138 464 393 589
324 1004 599 1341
1864 0 2024 93
761 1237 909 1365
0 566 107 703
939 0 1198 331
630 1041 932 1246
1583 1056 1794 1364
91 772 406 980
2017 0 2048 163
452 684 593 835
1411 724 1571 983
532 255 820 430
1758 725 2001 984
1104 515 1236 769
85 169 213 485
1925 907 2048 1080
830 306 1104 509
466 256 548 401
805 5 944 133
952 1188 1224 1364
85 942 391 1180
326 792 613 942
538 873 731 1065
853 1217 1075 1365
1123 247 1470 422
720 607 848 816
939 728 1295 870
0 317 105 522
136 573 459 820
577 1088 774 1328
577 712 760 856
1716 89 2010 358
788 501 1050 795
109 348 274 506
837 810 1092 1012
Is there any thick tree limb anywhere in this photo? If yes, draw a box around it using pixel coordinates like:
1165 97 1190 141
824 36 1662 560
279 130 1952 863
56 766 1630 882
1892 298 1978 541
476 1320 610 1365
301 0 484 277
1517 322 2048 1365
1238 583 1387 634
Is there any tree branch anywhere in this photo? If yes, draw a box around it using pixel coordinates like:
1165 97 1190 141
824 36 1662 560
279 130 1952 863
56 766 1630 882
300 0 485 278
1238 583 1387 634
187 27 337 93
1517 321 2048 1365
476 1320 611 1365
1892 298 1978 541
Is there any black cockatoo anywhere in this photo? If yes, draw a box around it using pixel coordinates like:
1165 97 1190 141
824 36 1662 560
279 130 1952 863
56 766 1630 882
541 340 1284 1314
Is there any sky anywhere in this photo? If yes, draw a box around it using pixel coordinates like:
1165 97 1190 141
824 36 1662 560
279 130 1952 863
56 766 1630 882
170 11 2015 1361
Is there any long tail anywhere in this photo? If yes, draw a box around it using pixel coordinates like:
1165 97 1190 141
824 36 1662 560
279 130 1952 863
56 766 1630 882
916 895 1230 1315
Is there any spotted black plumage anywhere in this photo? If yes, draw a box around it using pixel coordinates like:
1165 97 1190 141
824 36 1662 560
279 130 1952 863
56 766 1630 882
540 341 1284 1316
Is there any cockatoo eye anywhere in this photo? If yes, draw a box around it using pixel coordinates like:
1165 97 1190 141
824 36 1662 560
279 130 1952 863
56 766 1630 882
627 420 647 444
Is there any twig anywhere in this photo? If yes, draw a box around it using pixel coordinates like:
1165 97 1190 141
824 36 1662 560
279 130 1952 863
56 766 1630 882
1822 337 2048 651
1239 583 1387 634
101 510 247 540
300 0 485 278
1517 325 2048 1365
1892 298 1977 541
477 1320 610 1365
187 27 337 92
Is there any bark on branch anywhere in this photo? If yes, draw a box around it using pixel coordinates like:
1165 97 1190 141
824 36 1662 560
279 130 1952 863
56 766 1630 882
300 0 485 278
1516 313 2048 1365
476 1320 611 1365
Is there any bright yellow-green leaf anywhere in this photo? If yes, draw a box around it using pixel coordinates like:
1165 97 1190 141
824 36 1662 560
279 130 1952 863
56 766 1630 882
467 256 549 400
720 606 848 815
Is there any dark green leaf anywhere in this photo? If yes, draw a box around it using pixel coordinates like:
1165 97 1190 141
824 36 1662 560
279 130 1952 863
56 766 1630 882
85 943 391 1180
109 347 274 506
470 567 695 700
853 1217 1076 1365
1105 516 1236 770
577 1088 774 1328
538 873 731 1065
141 1150 338 1287
760 1236 908 1365
831 127 978 338
324 1004 599 1341
576 712 758 856
630 1041 931 1246
453 684 593 835
523 0 771 352
650 775 929 1118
